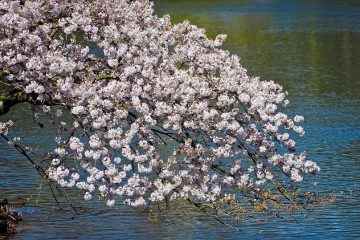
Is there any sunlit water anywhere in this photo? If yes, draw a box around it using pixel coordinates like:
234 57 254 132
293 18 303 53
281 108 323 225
1 0 359 239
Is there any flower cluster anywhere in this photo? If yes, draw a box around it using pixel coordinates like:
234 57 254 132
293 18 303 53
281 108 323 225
0 120 13 136
0 0 319 209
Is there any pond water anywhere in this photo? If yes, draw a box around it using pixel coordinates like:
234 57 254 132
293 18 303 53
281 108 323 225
1 0 360 239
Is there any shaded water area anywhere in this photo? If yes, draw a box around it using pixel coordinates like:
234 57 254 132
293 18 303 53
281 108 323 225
1 0 360 239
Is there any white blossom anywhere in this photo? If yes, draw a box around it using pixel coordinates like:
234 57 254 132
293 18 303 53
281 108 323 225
0 0 319 209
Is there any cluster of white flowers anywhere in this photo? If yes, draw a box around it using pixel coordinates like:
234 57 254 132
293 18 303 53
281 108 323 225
0 0 319 208
0 120 13 136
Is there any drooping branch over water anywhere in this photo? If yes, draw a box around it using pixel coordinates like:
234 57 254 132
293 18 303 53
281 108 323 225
0 0 320 220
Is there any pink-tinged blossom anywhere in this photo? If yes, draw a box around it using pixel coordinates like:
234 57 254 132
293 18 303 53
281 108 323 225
0 120 13 136
84 192 93 201
294 115 305 123
0 0 319 209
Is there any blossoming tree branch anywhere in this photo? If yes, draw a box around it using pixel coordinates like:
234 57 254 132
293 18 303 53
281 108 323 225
0 0 320 219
